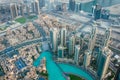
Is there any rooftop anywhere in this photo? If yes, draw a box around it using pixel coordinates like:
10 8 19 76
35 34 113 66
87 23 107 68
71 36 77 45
1 47 19 58
14 57 27 70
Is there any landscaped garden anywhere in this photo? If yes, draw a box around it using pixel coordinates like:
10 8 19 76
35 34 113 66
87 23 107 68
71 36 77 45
69 74 85 80
15 17 26 24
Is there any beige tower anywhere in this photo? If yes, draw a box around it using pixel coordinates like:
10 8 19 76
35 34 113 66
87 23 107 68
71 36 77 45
74 45 80 65
83 50 92 69
50 28 58 53
34 0 40 14
10 3 18 19
60 28 67 47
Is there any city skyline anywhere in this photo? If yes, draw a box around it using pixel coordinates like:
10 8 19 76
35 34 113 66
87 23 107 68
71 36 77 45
0 0 120 80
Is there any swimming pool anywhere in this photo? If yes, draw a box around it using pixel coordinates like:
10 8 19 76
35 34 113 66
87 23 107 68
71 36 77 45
33 51 94 80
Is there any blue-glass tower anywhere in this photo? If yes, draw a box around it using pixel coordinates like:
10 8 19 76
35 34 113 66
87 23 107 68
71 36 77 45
94 4 102 20
69 0 76 12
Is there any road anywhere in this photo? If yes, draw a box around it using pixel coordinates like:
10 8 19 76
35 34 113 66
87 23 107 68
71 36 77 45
33 22 47 41
48 12 90 24
33 22 52 51
14 38 48 49
0 38 49 56
109 62 117 73
0 23 27 37
0 22 49 57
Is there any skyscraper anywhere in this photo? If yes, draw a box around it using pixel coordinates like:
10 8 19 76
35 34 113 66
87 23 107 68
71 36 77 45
97 47 111 80
26 5 30 16
50 28 58 53
69 0 76 12
48 0 55 11
31 0 40 14
39 0 45 9
83 50 92 69
31 2 35 13
60 28 67 47
24 0 30 16
94 4 102 20
79 34 84 49
114 67 120 80
75 3 79 12
62 3 67 12
74 45 80 65
10 3 18 19
97 47 102 65
88 26 97 51
34 0 40 14
103 28 112 47
58 46 65 58
18 3 24 16
69 35 75 55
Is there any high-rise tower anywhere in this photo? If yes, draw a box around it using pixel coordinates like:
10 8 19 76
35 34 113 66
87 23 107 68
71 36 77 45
74 45 80 65
34 0 40 14
50 28 58 53
26 5 30 16
60 28 67 47
94 4 102 20
114 66 120 80
39 0 45 9
79 33 84 49
69 35 75 55
18 3 24 16
83 50 92 69
88 26 97 51
10 3 18 19
103 28 112 47
58 46 65 58
97 47 111 80
69 0 76 12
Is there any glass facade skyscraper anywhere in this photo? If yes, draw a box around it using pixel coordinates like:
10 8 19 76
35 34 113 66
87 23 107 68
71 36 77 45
97 47 111 80
94 4 102 20
69 0 76 11
39 0 45 9
58 46 65 58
